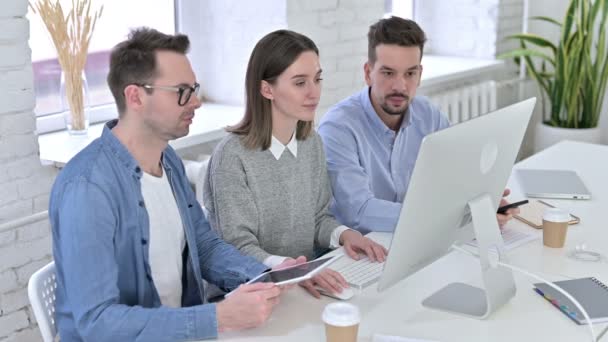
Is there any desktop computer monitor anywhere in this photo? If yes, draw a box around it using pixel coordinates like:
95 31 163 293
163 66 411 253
377 97 537 319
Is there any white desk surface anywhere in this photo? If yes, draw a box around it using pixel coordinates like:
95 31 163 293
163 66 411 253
38 103 244 167
216 141 608 342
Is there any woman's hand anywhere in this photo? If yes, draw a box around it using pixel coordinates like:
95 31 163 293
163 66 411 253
339 230 387 262
299 268 349 298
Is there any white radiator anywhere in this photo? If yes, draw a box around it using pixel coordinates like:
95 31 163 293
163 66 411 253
426 80 498 124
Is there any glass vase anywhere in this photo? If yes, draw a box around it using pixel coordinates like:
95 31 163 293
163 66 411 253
60 70 91 135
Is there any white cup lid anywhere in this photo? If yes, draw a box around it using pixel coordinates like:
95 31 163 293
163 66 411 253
543 207 570 223
322 302 360 327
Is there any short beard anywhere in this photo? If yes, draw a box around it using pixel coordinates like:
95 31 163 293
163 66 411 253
381 102 409 116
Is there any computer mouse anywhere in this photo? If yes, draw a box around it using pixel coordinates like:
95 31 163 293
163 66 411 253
315 286 355 300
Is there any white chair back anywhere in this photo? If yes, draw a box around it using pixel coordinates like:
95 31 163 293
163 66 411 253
28 262 57 342
183 155 210 207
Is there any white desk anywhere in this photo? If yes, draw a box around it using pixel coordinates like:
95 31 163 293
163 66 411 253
217 141 608 342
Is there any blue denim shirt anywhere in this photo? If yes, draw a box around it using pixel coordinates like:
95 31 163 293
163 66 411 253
49 120 268 342
318 88 449 233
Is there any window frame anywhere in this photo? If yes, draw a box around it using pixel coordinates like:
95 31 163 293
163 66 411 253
32 0 179 134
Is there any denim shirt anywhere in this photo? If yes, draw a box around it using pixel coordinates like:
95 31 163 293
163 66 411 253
49 120 268 342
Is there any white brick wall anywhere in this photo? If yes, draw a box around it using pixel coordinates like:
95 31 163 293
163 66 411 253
180 0 287 106
287 0 385 121
0 0 53 341
415 0 501 58
413 0 523 64
496 0 525 70
181 0 384 121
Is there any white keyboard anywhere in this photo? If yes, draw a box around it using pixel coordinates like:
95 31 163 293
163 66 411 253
331 256 385 289
329 232 392 290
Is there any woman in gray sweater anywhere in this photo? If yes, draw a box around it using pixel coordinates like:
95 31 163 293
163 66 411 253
203 30 386 298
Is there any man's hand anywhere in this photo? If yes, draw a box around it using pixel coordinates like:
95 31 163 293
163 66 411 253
299 268 349 299
216 282 281 332
339 229 387 262
497 188 521 228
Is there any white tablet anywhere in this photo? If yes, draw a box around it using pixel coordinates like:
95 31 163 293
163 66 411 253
226 255 342 297
250 255 342 285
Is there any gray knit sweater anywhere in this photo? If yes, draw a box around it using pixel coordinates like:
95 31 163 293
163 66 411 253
203 132 340 262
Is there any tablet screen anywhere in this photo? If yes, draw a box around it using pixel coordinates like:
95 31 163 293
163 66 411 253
250 256 337 285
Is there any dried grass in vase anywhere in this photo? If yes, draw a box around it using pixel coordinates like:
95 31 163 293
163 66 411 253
30 0 103 131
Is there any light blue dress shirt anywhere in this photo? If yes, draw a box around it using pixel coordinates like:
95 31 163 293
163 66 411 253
318 87 449 233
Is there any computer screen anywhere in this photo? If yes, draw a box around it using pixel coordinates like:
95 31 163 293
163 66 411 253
377 97 536 319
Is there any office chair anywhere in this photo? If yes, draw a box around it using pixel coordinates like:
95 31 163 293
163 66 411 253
28 261 57 342
183 155 210 207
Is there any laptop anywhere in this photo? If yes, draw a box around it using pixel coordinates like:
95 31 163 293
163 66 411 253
516 169 591 200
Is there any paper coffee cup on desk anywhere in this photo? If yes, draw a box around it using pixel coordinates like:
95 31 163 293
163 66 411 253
542 208 570 248
322 302 360 342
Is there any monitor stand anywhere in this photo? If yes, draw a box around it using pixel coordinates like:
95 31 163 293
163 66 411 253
422 194 516 319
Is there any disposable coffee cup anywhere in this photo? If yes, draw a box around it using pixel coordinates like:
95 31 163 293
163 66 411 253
322 302 360 342
542 208 570 248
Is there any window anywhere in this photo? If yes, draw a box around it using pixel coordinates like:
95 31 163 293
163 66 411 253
29 0 175 133
391 0 503 58
386 0 413 19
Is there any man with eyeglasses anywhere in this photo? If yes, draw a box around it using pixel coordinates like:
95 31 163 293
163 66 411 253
49 27 301 341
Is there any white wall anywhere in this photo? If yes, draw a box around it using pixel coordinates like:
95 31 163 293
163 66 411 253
179 0 287 105
416 0 500 58
0 1 54 341
181 0 384 120
287 0 385 120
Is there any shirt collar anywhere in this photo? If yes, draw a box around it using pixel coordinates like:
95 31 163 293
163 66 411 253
101 119 173 178
101 119 141 176
269 133 298 160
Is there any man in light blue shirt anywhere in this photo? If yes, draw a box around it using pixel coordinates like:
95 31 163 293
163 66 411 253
319 17 517 233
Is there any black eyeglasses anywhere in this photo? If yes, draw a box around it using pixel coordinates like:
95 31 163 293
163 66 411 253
136 82 201 106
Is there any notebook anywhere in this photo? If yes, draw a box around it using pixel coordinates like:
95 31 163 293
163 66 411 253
534 277 608 325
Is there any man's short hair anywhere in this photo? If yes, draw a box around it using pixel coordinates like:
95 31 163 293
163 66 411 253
367 16 427 63
107 27 190 116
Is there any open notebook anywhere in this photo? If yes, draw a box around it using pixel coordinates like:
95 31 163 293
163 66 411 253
534 277 608 325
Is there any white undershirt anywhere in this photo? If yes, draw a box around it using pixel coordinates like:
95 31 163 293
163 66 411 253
140 169 185 308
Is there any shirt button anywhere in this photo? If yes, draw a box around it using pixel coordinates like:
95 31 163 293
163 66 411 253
141 238 147 245
135 166 141 173
138 200 145 207
146 274 152 281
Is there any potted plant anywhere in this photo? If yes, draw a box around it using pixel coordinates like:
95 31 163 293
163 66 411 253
30 0 103 135
499 0 608 151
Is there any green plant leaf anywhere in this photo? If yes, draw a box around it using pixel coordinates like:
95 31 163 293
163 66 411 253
505 33 558 53
497 49 555 66
561 0 577 45
531 16 563 27
506 0 608 128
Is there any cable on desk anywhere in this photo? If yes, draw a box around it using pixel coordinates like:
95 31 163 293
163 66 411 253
451 245 597 342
